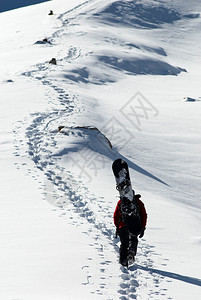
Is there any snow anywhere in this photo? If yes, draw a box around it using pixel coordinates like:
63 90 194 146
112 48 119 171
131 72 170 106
1 0 201 299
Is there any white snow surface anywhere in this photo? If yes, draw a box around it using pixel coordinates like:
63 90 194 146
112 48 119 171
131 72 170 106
1 0 201 299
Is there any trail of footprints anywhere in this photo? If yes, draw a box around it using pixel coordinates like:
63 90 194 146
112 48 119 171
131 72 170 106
12 17 172 298
12 77 119 298
13 77 172 299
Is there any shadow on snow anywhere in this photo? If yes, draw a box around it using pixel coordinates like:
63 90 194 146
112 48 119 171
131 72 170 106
121 155 168 186
132 264 201 287
93 1 199 29
55 126 168 186
98 56 186 76
63 58 186 86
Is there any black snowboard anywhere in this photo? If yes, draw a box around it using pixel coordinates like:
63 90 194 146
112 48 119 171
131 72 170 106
112 159 142 236
112 158 133 201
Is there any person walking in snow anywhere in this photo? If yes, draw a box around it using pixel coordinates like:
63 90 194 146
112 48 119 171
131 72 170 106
114 193 147 266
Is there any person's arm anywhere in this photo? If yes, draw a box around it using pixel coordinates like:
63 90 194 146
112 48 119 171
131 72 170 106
113 200 121 227
138 200 147 238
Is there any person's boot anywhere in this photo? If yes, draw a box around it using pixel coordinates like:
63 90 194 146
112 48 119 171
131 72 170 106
120 257 128 267
119 247 128 267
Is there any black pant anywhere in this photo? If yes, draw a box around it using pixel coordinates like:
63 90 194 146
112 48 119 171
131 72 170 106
118 227 138 262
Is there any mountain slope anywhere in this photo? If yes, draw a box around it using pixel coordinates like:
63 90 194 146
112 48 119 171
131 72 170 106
1 0 201 299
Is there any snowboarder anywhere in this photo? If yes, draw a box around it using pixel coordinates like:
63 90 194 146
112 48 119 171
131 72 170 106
114 192 147 266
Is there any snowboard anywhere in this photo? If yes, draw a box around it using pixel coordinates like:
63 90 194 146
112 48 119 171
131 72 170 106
112 158 133 201
112 158 142 236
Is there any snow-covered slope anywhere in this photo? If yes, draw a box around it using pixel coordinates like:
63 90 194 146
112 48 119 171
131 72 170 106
1 0 201 299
